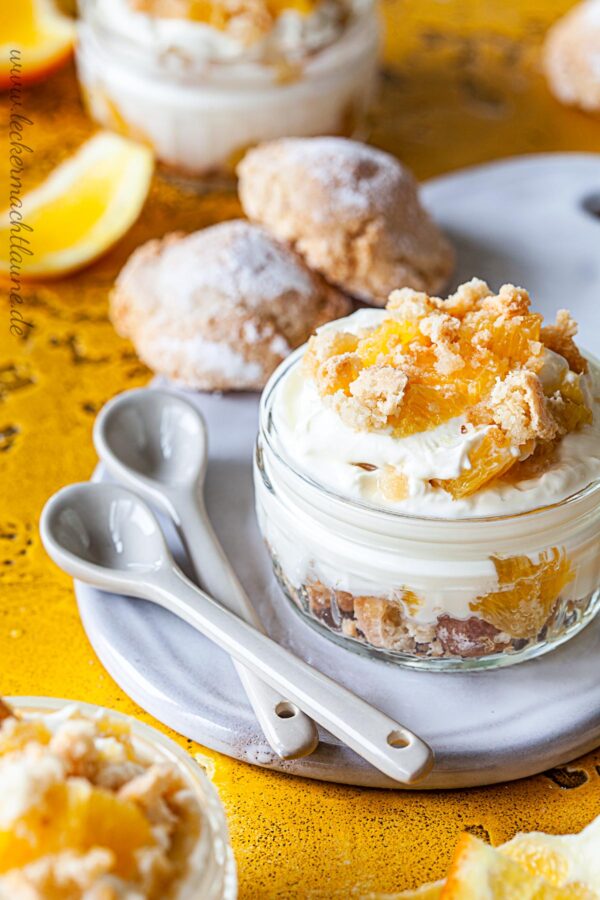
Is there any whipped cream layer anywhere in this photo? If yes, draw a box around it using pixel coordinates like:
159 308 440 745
273 309 600 518
94 0 364 66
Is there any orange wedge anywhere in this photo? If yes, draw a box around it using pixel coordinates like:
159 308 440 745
0 131 154 279
1 0 76 89
394 815 600 899
0 780 154 878
441 834 582 899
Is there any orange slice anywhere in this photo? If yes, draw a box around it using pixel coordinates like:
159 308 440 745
0 132 154 279
435 427 517 499
470 547 573 639
554 374 593 433
0 780 154 878
0 0 76 89
378 466 410 501
395 812 600 898
357 318 423 367
441 833 588 899
490 313 542 363
0 718 51 755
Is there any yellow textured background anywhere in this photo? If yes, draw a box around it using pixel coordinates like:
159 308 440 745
2 1 600 896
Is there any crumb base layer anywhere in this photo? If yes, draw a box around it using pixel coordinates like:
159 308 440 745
277 571 600 671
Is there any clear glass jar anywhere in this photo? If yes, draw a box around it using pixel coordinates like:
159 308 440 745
255 355 600 671
75 0 379 176
5 697 237 900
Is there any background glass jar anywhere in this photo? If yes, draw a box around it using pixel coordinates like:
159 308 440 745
255 356 600 671
7 697 237 900
75 0 379 176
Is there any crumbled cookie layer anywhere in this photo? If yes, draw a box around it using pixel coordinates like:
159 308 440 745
290 545 579 660
302 279 592 497
238 137 454 305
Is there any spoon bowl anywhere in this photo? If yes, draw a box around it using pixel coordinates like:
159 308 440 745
95 388 207 492
41 482 168 582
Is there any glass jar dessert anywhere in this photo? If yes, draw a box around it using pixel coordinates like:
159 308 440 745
75 0 379 176
254 279 600 670
0 697 237 898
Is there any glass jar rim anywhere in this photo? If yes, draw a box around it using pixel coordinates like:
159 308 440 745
260 349 600 527
4 696 237 900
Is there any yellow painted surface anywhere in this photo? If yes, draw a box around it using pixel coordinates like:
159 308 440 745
1 1 600 896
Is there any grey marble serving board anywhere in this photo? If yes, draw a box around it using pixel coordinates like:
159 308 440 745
77 153 600 789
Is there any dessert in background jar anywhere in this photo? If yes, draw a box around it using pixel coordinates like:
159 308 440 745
0 697 236 898
255 279 600 669
75 0 379 175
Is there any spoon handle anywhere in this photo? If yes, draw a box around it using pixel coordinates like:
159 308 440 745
148 566 433 785
173 495 319 760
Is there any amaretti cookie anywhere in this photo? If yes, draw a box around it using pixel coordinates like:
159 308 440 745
237 137 454 307
110 220 350 391
544 0 600 112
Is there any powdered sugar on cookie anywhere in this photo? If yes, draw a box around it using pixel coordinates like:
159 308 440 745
111 220 350 391
238 137 454 306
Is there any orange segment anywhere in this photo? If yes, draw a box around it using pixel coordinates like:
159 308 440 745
401 589 423 616
388 384 464 437
303 332 359 379
397 806 600 898
378 466 409 501
441 834 586 899
470 547 573 639
358 327 507 438
186 0 230 26
0 781 154 879
554 374 593 433
488 313 542 363
435 428 517 499
0 132 154 279
318 354 362 396
0 719 51 755
267 0 316 14
503 839 570 886
152 0 315 25
0 0 75 89
357 318 423 367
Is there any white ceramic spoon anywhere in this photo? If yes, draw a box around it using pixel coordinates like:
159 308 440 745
40 483 434 785
92 387 318 761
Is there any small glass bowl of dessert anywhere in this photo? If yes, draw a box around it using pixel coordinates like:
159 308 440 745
255 279 600 670
75 0 379 177
0 696 236 898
